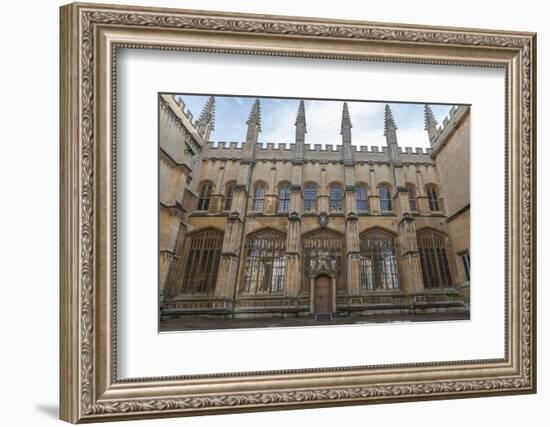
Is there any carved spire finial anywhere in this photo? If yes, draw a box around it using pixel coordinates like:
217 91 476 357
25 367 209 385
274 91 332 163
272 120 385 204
246 98 262 131
384 104 397 136
341 102 352 135
197 96 215 140
424 104 438 144
340 102 354 164
245 98 262 148
198 96 215 129
295 100 307 130
294 100 306 162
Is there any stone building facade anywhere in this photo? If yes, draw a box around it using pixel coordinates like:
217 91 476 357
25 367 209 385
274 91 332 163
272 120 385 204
159 94 470 320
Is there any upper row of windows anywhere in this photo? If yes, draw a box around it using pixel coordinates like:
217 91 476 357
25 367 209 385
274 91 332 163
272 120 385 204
197 182 440 214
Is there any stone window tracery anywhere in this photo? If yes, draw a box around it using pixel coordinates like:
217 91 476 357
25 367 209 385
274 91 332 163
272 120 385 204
242 230 286 294
252 183 266 212
304 183 317 211
278 184 291 212
355 184 368 212
379 184 392 213
224 182 235 211
426 184 440 212
181 229 223 294
359 229 400 290
197 182 213 211
329 183 343 211
406 183 417 212
417 229 453 288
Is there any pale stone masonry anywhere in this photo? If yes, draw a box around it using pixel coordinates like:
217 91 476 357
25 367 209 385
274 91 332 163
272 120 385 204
159 94 470 319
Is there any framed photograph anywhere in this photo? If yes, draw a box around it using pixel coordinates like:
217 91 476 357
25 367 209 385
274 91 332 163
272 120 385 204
60 2 536 423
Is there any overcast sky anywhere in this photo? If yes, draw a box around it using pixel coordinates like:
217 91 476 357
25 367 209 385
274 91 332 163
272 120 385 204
175 94 458 149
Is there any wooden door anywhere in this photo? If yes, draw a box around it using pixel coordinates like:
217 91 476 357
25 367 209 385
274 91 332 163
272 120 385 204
314 275 332 314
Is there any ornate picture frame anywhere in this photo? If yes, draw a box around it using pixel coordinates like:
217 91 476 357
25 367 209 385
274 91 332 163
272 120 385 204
59 2 536 423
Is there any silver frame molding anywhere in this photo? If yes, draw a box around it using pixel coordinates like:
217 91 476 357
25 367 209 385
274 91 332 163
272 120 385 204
60 2 537 423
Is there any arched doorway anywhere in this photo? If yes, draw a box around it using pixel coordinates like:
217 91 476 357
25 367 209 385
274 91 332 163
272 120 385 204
313 274 332 317
307 254 338 320
302 228 345 294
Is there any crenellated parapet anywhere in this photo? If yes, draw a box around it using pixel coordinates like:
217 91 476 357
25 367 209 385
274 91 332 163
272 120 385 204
160 94 209 150
428 105 470 158
203 140 434 164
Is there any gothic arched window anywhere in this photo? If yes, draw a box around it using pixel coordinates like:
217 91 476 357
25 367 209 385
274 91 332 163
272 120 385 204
355 184 368 212
278 183 291 212
359 229 400 290
379 184 392 213
252 182 266 212
417 229 453 288
329 183 343 211
181 229 223 294
224 182 235 211
304 183 317 211
197 182 213 211
426 184 440 212
242 230 286 294
406 183 417 212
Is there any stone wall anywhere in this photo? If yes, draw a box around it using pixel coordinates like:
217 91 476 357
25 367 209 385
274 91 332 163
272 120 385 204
159 97 470 317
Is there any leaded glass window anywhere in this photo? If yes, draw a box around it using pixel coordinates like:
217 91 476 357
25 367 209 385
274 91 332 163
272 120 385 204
426 184 440 212
417 229 453 288
224 182 235 211
279 184 291 212
355 185 368 212
181 229 223 294
359 229 400 290
329 183 343 211
304 183 317 211
252 183 265 212
407 184 417 212
242 230 286 294
379 184 392 213
197 182 212 211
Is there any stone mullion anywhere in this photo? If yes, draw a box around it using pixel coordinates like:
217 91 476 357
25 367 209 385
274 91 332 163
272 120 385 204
345 184 361 295
284 179 302 297
345 187 356 214
397 216 424 295
213 178 249 305
164 221 189 299
368 165 380 215
265 165 278 215
396 188 411 217
415 165 429 213
318 164 328 212
209 162 226 212
286 160 303 298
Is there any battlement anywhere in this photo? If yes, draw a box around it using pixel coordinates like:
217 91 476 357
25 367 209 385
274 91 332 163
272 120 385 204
431 105 469 156
260 142 293 151
162 94 205 139
433 105 463 141
206 141 432 154
399 146 433 155
305 144 342 152
203 140 433 163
